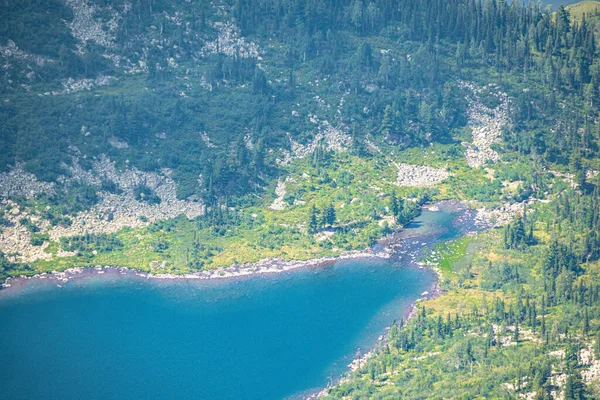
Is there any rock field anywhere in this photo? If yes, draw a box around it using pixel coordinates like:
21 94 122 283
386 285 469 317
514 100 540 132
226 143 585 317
395 163 450 187
0 164 56 199
0 155 204 263
460 82 511 168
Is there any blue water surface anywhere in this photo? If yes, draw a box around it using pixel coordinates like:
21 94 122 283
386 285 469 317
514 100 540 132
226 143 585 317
0 208 464 400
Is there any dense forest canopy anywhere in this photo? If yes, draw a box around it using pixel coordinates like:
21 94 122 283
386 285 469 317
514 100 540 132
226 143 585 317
0 0 599 203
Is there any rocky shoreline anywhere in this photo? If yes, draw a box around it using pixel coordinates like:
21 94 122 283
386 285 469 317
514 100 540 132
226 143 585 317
2 200 482 292
307 276 445 400
0 249 387 291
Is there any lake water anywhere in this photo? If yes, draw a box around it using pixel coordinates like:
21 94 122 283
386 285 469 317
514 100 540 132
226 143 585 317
0 205 473 400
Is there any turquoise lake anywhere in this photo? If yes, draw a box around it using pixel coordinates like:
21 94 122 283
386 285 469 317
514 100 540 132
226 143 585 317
0 205 473 399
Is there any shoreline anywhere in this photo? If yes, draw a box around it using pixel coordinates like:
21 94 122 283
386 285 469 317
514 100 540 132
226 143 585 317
0 249 387 291
307 278 444 400
0 199 478 400
343 272 443 372
312 200 481 399
1 199 475 292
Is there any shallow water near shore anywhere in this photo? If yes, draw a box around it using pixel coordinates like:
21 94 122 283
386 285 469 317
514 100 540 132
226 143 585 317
0 204 475 400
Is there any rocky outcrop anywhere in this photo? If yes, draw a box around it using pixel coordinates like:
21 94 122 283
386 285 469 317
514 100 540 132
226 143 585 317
107 136 129 149
0 155 204 263
277 91 354 165
48 188 203 242
200 21 259 58
200 132 217 148
0 164 55 199
460 82 511 168
364 138 450 187
580 343 600 394
395 163 450 187
322 122 353 153
471 199 542 227
48 156 204 241
0 40 54 67
268 179 287 211
277 120 353 165
64 0 119 49
52 75 118 95
0 201 53 262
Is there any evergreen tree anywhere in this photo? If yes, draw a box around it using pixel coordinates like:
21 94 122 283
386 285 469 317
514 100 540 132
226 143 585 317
389 190 399 217
325 204 336 227
308 205 319 233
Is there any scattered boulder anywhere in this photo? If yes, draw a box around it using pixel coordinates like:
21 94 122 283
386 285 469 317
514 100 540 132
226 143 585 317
460 82 511 168
395 163 450 187
0 164 55 199
268 179 287 211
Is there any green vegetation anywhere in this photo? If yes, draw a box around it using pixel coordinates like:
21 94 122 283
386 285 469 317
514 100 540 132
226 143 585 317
18 217 39 233
0 252 32 278
4 152 436 277
504 215 537 250
324 188 600 399
424 236 472 280
4 0 597 201
38 183 100 216
568 1 600 25
60 234 124 256
134 183 161 205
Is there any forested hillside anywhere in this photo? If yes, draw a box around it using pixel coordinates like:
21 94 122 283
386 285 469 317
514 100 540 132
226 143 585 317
2 0 598 195
3 0 600 397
